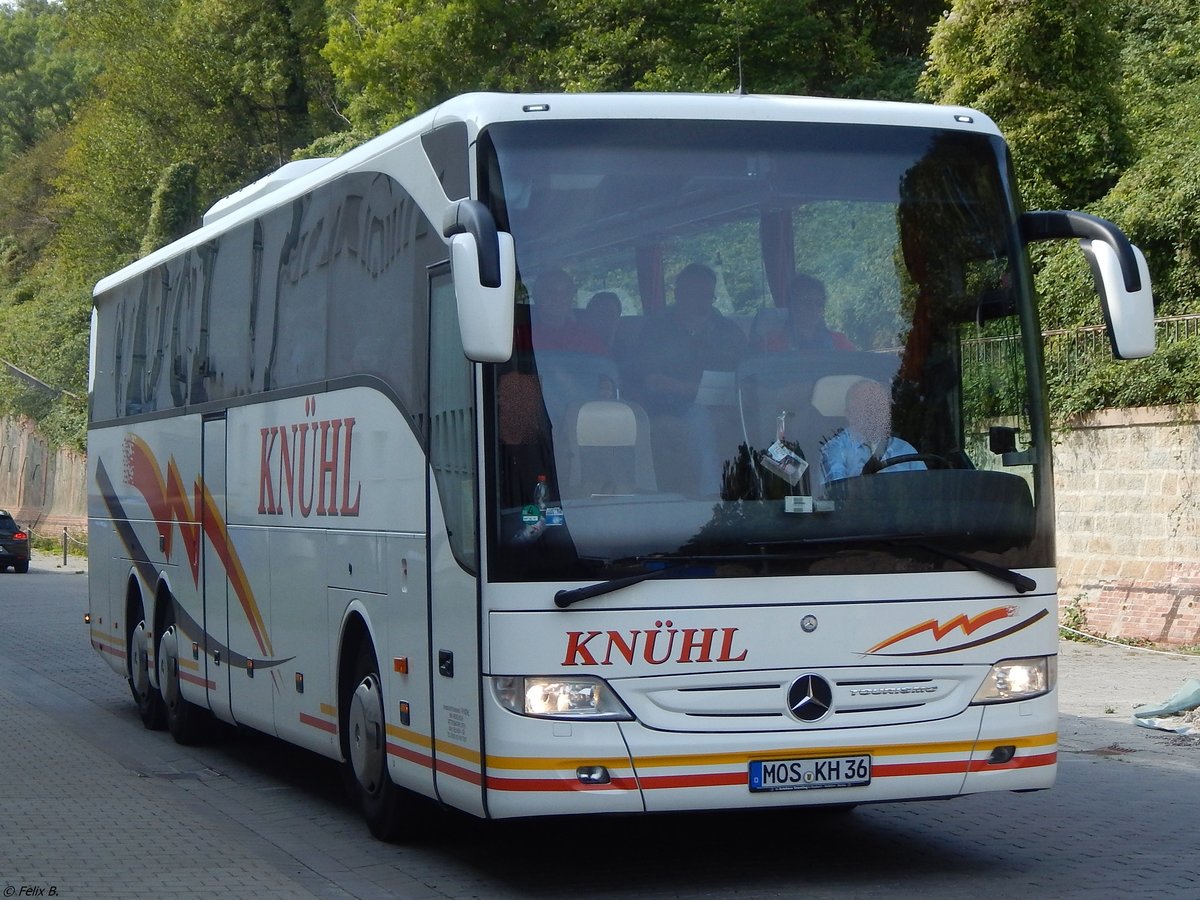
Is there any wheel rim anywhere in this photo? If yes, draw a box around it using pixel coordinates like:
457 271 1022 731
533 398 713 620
157 625 180 708
131 621 151 700
348 673 386 794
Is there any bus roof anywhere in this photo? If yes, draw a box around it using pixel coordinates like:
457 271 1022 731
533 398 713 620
93 92 1000 299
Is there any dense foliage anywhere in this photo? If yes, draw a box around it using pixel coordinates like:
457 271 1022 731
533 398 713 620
1 0 1199 449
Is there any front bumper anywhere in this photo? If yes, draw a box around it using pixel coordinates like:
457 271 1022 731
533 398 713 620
478 687 1056 819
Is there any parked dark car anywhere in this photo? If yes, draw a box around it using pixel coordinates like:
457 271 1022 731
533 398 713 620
0 510 31 573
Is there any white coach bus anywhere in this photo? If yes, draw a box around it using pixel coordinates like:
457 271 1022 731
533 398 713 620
87 92 1153 839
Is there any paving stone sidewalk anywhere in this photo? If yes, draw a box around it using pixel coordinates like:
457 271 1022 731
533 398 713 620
0 678 355 900
2 551 1196 898
1056 638 1200 769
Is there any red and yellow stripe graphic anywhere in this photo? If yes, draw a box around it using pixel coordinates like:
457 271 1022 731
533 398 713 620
300 703 339 735
123 435 273 658
868 606 1015 654
90 628 126 662
381 726 1055 793
178 655 215 691
386 725 487 787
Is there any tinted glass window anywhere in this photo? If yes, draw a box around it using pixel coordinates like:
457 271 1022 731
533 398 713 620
480 119 1049 584
92 171 438 438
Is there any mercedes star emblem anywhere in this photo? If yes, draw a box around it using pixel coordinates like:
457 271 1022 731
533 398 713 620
787 673 834 722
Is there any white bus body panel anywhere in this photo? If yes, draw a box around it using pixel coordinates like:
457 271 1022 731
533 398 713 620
423 498 487 817
88 416 204 686
201 417 235 726
480 577 1057 817
88 386 432 766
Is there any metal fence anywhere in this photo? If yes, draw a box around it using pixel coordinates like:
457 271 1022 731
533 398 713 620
964 313 1200 376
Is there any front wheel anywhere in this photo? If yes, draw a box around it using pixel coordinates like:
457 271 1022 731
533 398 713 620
343 644 428 841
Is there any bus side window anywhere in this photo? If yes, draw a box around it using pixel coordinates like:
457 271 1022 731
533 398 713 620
429 269 477 572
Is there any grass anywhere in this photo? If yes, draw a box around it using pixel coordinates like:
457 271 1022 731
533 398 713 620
28 531 88 559
1059 594 1091 642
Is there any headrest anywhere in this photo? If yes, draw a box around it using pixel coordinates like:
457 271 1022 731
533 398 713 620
811 375 870 417
575 401 638 446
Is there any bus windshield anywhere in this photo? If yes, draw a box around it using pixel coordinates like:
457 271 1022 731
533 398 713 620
480 118 1052 584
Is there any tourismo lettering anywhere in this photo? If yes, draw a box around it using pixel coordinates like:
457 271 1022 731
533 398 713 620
258 396 362 517
562 620 748 666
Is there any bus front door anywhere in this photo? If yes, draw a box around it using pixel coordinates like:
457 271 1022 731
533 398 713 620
201 414 233 723
426 269 487 817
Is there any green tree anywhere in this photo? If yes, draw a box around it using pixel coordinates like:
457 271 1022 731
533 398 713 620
322 0 555 132
55 0 338 281
920 0 1129 211
141 160 200 254
0 0 339 447
0 1 94 279
322 0 946 135
1009 1 1200 412
0 0 94 166
1097 0 1200 318
0 2 95 445
1033 1 1200 334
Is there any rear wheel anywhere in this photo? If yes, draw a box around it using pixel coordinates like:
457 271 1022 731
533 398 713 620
14 560 28 573
157 599 209 745
128 602 165 730
343 643 427 841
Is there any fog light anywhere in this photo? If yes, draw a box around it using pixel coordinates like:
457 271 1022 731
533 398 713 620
987 745 1017 765
577 765 611 785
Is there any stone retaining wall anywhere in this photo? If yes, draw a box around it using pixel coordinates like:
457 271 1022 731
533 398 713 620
0 416 87 536
1054 406 1200 645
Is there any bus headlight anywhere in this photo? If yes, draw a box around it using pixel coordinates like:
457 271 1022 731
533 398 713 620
493 676 633 720
971 656 1056 704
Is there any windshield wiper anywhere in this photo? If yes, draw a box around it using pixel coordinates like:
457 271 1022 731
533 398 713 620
909 542 1037 593
556 538 1037 609
751 536 1037 594
555 559 690 608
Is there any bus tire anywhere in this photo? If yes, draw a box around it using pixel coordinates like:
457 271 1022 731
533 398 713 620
344 643 419 842
128 598 165 730
157 598 209 745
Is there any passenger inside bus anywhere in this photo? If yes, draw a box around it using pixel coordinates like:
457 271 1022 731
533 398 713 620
519 268 607 354
630 263 747 494
752 272 855 352
579 290 623 353
820 378 926 481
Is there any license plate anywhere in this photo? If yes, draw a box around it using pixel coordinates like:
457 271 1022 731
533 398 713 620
748 755 871 792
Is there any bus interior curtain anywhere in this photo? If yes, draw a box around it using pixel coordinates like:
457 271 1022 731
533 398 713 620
636 245 666 315
759 208 796 307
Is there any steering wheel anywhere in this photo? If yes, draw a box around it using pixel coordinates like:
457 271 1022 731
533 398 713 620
865 453 951 473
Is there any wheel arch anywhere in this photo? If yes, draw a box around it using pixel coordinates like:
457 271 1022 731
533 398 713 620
122 566 175 637
151 574 176 649
122 570 147 676
336 605 378 756
125 570 177 686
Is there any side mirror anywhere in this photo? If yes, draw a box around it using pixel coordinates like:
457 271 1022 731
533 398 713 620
1020 210 1155 359
443 200 516 362
1080 239 1154 359
988 425 1017 455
